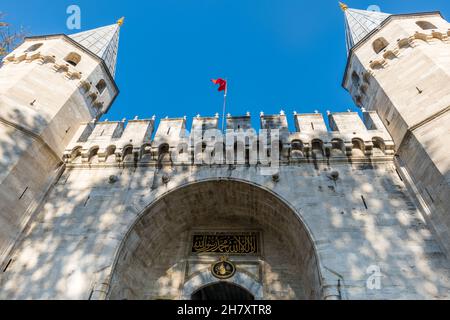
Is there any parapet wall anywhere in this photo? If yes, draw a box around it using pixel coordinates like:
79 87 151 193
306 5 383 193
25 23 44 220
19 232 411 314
64 111 395 166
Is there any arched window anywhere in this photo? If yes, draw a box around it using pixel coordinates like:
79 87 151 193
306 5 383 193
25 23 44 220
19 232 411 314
122 145 134 162
88 147 100 163
372 37 389 54
290 140 304 159
25 43 43 53
291 140 303 151
64 52 82 66
416 21 437 30
352 138 365 157
372 137 386 155
96 79 107 95
106 145 117 163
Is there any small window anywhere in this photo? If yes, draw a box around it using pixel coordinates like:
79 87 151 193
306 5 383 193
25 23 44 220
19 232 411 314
64 52 82 67
95 79 107 95
291 140 303 151
25 43 43 53
416 21 437 30
372 37 389 54
312 140 323 150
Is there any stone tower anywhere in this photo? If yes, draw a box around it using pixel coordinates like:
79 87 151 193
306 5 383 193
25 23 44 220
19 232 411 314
0 21 121 268
341 4 450 255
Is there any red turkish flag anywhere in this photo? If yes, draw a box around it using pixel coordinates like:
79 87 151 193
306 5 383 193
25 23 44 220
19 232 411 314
211 78 227 92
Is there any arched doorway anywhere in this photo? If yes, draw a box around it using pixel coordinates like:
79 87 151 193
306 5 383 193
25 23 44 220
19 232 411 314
107 180 322 300
192 282 255 301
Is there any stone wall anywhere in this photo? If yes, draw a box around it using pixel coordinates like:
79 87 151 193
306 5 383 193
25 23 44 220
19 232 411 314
1 105 448 300
1 161 449 300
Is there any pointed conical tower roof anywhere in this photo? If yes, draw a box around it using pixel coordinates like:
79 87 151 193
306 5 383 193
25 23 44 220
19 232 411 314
69 18 124 77
340 3 391 53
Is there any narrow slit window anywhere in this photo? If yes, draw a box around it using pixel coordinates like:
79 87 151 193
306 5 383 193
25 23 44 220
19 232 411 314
84 196 91 207
19 187 29 200
3 259 12 273
361 195 368 210
425 188 435 203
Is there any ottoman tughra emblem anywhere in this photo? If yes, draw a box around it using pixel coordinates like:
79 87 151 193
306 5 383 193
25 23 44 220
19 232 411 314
211 256 236 280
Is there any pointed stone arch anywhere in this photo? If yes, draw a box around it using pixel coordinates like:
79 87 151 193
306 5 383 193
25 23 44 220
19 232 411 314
105 179 326 300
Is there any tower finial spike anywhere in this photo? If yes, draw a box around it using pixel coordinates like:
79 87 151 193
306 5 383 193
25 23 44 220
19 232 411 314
117 17 125 26
339 2 348 11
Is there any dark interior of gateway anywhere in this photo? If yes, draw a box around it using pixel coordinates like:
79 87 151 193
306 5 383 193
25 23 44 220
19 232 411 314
191 282 255 301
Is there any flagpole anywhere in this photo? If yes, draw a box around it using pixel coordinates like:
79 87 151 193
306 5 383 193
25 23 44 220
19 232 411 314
221 79 228 132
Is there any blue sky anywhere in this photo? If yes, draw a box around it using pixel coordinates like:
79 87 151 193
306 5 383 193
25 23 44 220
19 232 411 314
2 0 450 130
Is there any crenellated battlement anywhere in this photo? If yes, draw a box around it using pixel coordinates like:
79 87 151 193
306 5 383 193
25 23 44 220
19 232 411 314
64 110 395 166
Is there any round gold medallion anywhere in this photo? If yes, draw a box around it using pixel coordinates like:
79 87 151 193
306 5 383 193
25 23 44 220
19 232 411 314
211 256 236 280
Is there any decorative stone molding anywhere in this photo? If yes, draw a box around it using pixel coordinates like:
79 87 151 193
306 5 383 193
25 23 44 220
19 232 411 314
63 111 395 167
368 28 450 72
3 51 86 84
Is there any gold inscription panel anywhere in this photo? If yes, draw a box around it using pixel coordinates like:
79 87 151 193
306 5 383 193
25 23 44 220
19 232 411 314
192 233 259 255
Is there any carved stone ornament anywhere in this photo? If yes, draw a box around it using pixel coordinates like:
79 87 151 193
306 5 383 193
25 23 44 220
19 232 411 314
211 256 236 280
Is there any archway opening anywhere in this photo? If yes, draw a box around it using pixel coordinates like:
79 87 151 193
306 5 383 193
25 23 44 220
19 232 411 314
107 180 322 300
191 282 255 301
